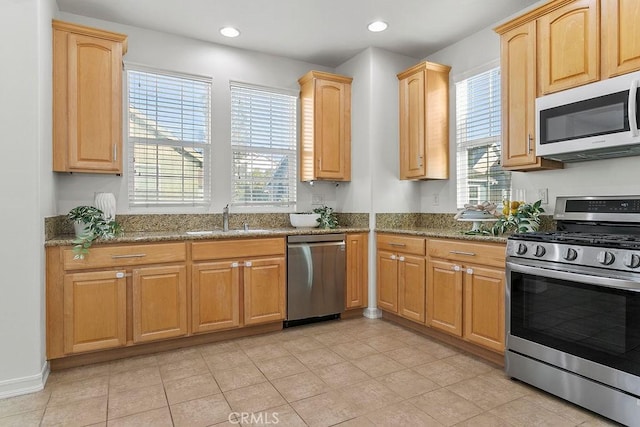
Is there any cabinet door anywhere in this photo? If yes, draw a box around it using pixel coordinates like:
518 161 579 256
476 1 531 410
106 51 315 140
538 0 599 95
376 250 399 313
315 79 351 180
427 259 462 336
192 261 240 333
132 265 187 343
398 254 426 323
602 0 640 78
464 265 505 352
63 270 126 354
244 257 286 325
399 70 426 179
346 233 368 309
67 33 123 172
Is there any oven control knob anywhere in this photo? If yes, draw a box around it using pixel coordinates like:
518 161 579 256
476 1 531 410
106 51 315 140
623 253 640 269
516 243 528 255
562 248 578 261
597 251 615 265
534 245 546 257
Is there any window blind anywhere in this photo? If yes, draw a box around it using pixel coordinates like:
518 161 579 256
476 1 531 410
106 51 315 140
455 67 510 208
230 83 297 207
127 67 212 207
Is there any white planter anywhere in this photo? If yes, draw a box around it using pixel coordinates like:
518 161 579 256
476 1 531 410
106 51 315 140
289 213 320 228
94 192 116 220
73 221 90 237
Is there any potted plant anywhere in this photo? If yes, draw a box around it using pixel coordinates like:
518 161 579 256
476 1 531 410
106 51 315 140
491 200 545 235
313 205 339 229
68 206 122 259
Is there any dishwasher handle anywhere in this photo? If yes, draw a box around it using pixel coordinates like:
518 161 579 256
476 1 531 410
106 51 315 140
287 241 345 249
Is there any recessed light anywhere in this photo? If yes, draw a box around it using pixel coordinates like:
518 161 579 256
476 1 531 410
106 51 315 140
220 26 240 38
367 21 388 32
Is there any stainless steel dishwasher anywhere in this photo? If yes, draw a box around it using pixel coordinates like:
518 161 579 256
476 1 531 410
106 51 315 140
286 233 346 325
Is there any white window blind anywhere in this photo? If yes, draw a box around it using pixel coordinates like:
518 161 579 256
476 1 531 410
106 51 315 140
455 67 510 208
127 67 211 207
230 83 297 207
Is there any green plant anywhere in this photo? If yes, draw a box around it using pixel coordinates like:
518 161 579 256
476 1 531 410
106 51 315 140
491 200 545 235
313 205 339 229
68 206 122 259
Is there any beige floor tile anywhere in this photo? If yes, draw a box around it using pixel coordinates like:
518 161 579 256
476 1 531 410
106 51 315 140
243 343 291 362
413 359 477 387
154 346 203 365
0 390 50 418
446 375 525 410
107 383 167 420
158 355 208 382
442 353 496 375
108 366 162 394
377 369 439 399
409 388 483 426
46 363 111 387
488 397 576 427
235 333 284 349
330 341 379 360
361 335 405 352
291 390 359 427
281 336 325 354
413 340 459 359
212 362 267 392
204 349 253 374
454 412 513 426
294 348 345 370
170 393 232 427
48 375 109 406
351 353 404 378
364 400 441 426
41 395 107 427
384 345 437 367
163 373 220 405
255 355 308 380
388 328 432 345
271 370 330 402
239 404 306 427
0 408 44 427
337 379 403 415
196 340 241 357
314 361 371 388
335 417 376 426
107 406 173 427
108 354 158 374
313 330 356 346
518 393 602 425
224 382 286 414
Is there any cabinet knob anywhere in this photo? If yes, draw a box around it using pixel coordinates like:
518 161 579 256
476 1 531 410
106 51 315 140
452 265 461 272
115 272 125 279
466 268 473 275
398 256 405 262
231 262 239 268
390 254 397 260
245 261 252 267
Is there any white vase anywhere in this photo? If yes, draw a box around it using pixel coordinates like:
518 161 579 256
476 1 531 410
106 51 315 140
94 192 116 220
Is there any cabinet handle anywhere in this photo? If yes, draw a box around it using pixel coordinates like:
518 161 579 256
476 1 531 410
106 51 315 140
466 268 474 275
452 265 461 272
418 155 423 167
390 254 397 260
398 256 405 262
111 253 146 259
449 250 476 256
389 243 406 247
116 272 125 279
113 144 117 161
527 134 532 153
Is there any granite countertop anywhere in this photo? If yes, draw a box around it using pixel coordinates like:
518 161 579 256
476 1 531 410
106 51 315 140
45 226 371 247
375 227 508 244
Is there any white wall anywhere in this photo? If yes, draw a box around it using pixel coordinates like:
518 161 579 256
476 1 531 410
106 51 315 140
0 0 56 398
55 12 338 215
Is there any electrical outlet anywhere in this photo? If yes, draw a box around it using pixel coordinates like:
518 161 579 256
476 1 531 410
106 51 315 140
311 194 324 205
433 194 440 206
537 188 549 204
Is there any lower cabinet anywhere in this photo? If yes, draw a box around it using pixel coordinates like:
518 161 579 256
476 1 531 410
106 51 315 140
426 259 462 336
346 233 368 309
243 257 286 325
192 261 240 333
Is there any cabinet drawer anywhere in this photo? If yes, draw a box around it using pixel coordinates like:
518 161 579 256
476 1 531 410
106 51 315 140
428 239 505 268
63 242 186 270
192 238 285 261
377 234 425 256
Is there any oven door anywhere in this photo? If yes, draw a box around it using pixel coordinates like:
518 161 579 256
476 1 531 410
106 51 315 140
506 260 640 397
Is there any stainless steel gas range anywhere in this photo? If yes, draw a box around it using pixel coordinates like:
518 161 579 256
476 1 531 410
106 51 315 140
506 195 640 426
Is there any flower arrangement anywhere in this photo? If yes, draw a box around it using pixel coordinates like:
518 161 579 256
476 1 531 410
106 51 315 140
313 205 339 229
491 199 545 235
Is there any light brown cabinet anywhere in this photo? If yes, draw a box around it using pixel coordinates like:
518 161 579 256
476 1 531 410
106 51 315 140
299 71 352 181
243 257 286 325
192 261 240 333
52 20 127 174
601 0 640 78
376 234 426 324
397 62 450 180
346 233 368 309
537 0 599 95
427 239 506 353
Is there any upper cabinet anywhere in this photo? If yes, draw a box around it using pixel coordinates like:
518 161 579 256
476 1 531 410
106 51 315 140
601 0 640 78
298 71 352 181
53 20 128 174
538 0 599 95
397 62 450 180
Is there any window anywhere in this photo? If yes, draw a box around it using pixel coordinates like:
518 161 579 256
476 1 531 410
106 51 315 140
455 66 510 208
127 66 211 207
230 83 297 207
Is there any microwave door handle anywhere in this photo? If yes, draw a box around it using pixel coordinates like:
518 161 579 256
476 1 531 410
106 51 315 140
629 79 639 136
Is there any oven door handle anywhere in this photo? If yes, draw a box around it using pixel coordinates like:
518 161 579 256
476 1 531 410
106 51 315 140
507 261 640 293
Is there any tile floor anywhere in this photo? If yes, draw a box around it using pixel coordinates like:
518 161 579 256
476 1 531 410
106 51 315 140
0 317 619 426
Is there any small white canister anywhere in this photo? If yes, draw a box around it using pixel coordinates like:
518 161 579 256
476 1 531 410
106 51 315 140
94 192 116 220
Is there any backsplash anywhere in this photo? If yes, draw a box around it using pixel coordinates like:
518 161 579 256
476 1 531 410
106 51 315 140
376 213 555 233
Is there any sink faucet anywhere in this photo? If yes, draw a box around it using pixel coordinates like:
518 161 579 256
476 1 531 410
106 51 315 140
223 204 229 232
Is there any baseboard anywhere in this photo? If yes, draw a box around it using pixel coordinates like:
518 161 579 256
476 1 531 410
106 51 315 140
0 361 49 399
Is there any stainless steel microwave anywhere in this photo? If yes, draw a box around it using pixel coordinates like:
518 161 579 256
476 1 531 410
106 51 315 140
535 70 640 162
